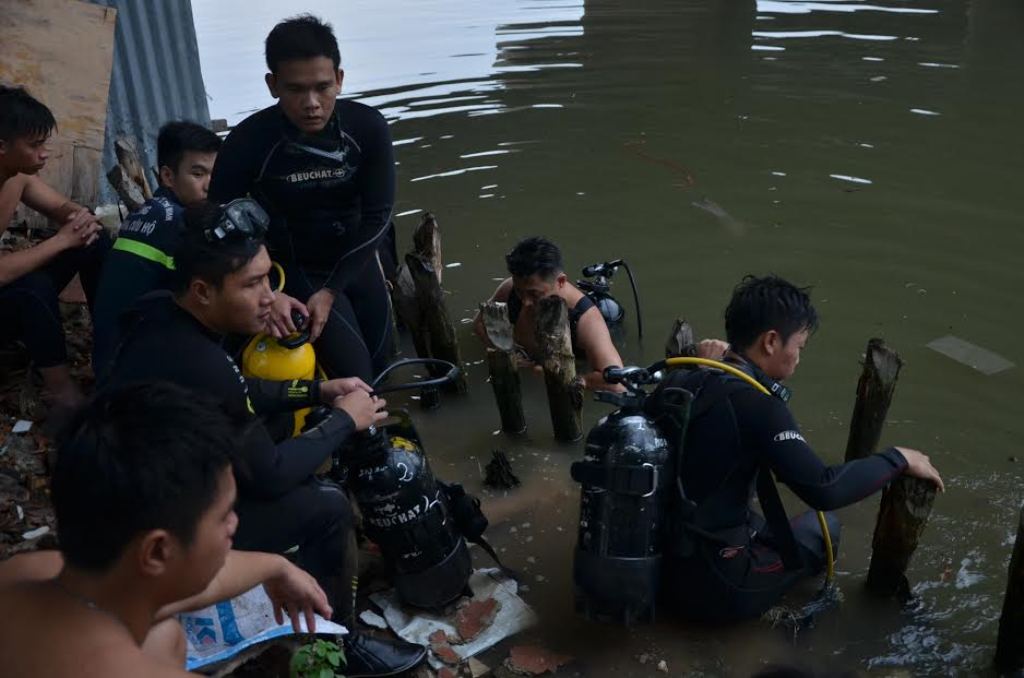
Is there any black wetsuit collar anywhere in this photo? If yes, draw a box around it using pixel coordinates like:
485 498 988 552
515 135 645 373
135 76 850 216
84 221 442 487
724 354 792 403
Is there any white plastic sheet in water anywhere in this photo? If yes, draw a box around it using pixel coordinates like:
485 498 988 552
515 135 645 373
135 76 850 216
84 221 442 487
180 586 347 672
926 335 1015 375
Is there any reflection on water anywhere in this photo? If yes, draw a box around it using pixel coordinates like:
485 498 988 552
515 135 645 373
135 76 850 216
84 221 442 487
192 0 1024 674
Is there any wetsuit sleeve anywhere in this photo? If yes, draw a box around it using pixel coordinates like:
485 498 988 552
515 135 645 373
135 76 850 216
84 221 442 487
244 378 321 414
733 390 908 511
236 411 355 499
323 110 394 293
209 122 262 202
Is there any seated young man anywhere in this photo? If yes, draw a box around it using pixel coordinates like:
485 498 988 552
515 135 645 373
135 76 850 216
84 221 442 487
103 199 426 677
0 382 332 677
0 85 110 412
652 275 945 622
92 121 222 373
473 236 727 389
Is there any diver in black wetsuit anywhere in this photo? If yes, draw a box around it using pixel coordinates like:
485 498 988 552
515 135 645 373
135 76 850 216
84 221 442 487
103 200 427 677
652 275 944 623
209 15 395 381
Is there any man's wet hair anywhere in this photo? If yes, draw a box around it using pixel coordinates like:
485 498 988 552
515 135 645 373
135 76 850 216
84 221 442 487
157 121 222 174
506 236 564 280
265 14 341 73
725 275 819 352
172 201 265 293
53 382 242 572
0 85 56 143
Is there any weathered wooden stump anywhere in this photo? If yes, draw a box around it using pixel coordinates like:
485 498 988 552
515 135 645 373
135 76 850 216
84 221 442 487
845 338 903 462
865 476 937 598
843 338 936 598
995 504 1024 673
405 252 467 394
665 318 697 359
106 137 152 212
535 295 583 442
480 301 526 434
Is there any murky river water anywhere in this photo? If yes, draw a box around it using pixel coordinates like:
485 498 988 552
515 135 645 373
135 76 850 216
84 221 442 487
192 1 1024 674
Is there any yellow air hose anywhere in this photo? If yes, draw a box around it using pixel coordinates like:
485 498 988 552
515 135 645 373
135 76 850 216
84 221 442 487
271 261 286 293
662 356 836 583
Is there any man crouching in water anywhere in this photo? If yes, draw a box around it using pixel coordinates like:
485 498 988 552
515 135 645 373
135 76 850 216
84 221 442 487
474 236 727 390
0 382 331 676
653 275 944 622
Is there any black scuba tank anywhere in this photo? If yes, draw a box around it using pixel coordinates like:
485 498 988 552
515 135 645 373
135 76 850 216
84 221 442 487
570 367 673 625
338 410 471 610
330 358 473 610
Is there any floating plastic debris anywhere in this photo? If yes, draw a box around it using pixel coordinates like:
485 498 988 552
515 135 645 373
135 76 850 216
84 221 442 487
926 336 1014 375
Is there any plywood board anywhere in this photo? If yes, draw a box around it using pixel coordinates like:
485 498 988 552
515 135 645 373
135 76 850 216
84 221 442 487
0 0 117 221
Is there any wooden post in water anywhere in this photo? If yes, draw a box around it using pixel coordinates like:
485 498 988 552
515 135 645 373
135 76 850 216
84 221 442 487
480 301 526 434
865 476 937 598
405 251 468 394
535 295 583 442
665 318 697 359
845 338 903 463
995 504 1024 672
844 338 937 598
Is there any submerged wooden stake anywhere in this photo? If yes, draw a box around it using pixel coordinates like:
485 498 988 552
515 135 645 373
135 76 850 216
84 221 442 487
842 339 937 598
995 504 1024 672
664 318 697 359
535 295 583 442
865 476 937 598
845 338 903 462
481 301 526 434
405 251 467 394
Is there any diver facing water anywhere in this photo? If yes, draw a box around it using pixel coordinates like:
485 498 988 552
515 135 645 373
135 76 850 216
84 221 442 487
209 14 395 381
651 275 944 622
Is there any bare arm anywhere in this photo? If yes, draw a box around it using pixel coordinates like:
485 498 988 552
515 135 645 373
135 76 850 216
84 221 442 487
472 277 514 345
0 175 101 285
575 308 626 391
156 551 331 632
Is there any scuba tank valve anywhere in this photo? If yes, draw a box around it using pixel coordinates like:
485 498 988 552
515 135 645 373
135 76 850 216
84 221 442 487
577 258 644 341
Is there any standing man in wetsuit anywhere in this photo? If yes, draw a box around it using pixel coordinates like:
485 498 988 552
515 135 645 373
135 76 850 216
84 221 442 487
103 200 427 676
653 275 944 622
92 120 222 373
209 14 395 381
473 236 727 390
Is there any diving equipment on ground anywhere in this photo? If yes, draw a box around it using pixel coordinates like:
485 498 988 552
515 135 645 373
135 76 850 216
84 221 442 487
333 358 509 610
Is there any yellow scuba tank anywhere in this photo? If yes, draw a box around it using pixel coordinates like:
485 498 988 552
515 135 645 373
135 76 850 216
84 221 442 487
242 323 317 436
241 262 321 436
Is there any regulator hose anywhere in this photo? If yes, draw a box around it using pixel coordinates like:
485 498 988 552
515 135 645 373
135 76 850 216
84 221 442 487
370 358 460 396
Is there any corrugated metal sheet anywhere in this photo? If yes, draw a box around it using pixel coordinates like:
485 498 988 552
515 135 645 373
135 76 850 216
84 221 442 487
89 0 211 202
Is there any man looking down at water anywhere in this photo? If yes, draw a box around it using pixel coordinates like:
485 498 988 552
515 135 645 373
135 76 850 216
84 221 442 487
92 121 222 374
102 200 427 676
0 382 331 677
209 14 396 381
473 236 728 390
0 85 110 414
651 275 944 622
